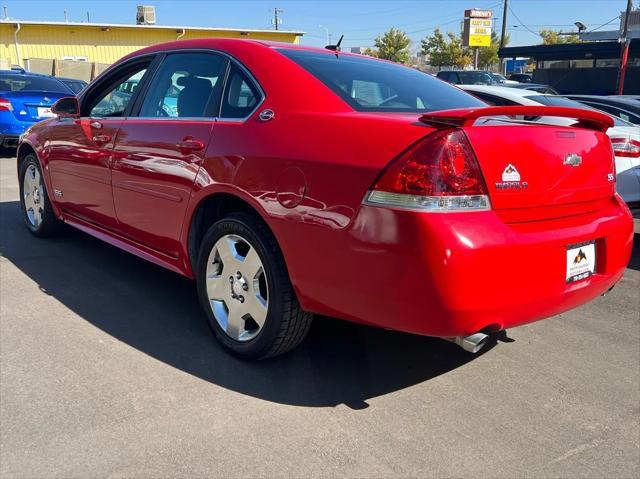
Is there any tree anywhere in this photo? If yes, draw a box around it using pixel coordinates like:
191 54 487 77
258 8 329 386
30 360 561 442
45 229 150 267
421 28 450 67
421 29 472 69
539 29 580 45
477 31 509 69
362 47 378 58
374 27 411 64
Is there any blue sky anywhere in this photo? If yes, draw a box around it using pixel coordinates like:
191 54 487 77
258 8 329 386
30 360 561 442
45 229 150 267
3 0 630 50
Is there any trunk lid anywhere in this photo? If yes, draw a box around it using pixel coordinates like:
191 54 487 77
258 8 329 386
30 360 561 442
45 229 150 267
464 124 615 210
420 106 616 221
3 91 68 122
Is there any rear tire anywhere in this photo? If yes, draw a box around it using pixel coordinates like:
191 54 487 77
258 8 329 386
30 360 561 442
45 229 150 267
18 154 64 237
196 212 313 359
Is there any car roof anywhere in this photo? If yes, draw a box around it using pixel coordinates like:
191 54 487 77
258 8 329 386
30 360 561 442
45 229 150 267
0 70 53 78
122 38 365 62
437 70 490 73
56 76 87 83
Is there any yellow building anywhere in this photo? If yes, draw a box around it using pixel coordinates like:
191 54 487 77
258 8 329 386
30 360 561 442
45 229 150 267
0 19 303 80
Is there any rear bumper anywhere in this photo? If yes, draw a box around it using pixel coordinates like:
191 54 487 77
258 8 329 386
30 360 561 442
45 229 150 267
286 195 634 337
1 118 33 148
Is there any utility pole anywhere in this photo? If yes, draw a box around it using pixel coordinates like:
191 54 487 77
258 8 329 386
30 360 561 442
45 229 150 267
499 0 509 74
616 0 633 94
273 7 284 31
2 5 7 20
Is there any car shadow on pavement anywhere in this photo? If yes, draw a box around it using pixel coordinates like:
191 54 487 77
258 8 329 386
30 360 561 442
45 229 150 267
0 200 491 409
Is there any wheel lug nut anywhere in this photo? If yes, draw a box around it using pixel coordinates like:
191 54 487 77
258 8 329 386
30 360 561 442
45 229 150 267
239 296 244 303
242 284 248 291
236 272 242 279
229 276 234 283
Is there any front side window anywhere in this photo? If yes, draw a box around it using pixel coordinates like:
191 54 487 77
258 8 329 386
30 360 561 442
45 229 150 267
87 66 149 117
139 52 228 118
220 64 261 119
279 50 484 113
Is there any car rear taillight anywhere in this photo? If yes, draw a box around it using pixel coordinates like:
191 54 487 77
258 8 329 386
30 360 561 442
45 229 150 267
365 129 490 211
611 138 640 158
0 98 13 111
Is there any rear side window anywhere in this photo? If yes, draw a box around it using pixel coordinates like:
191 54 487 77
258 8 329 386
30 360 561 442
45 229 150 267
278 50 484 113
139 52 228 118
220 64 261 119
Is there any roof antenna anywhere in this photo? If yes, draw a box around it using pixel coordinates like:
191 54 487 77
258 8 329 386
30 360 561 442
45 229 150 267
325 34 344 52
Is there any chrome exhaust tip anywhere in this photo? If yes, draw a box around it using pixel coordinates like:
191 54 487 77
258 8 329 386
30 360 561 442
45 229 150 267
601 284 616 297
445 333 490 354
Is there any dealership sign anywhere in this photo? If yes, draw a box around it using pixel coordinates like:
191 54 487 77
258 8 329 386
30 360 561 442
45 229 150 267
462 9 493 47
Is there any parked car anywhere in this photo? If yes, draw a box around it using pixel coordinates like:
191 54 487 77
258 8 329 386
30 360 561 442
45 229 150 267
508 73 533 83
18 40 633 359
56 77 88 95
489 73 519 84
460 85 640 204
436 70 496 85
563 95 640 125
505 83 558 95
0 70 72 148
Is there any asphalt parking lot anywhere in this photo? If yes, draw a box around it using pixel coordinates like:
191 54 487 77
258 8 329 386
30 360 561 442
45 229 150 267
0 153 639 478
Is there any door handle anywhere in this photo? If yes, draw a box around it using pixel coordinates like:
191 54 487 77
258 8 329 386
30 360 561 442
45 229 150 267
176 138 205 152
92 134 112 144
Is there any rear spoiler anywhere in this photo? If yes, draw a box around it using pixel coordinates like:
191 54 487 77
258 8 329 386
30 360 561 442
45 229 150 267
419 106 614 133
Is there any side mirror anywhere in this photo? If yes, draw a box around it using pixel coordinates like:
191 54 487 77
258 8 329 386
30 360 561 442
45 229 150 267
52 97 80 118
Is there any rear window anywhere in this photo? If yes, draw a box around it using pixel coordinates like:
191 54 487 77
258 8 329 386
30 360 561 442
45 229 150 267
278 50 484 113
530 95 631 127
0 74 71 93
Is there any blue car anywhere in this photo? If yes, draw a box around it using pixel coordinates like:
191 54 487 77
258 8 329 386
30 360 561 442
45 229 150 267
0 71 72 148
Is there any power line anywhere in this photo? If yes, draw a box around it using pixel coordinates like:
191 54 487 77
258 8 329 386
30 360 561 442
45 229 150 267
508 3 540 37
589 14 621 32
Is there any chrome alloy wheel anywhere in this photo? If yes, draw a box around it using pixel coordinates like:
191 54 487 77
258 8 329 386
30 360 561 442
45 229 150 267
205 234 269 342
23 164 44 228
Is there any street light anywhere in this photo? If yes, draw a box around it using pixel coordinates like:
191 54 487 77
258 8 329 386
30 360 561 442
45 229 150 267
574 21 587 33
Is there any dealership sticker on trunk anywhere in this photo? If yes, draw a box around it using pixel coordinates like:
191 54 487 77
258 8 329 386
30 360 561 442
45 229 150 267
495 164 528 190
566 241 596 283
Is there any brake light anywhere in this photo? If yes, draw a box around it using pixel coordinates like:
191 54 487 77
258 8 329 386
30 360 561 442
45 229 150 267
0 98 13 111
365 129 490 211
611 138 640 158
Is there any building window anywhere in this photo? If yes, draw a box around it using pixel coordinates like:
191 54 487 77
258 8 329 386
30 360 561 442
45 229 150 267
542 60 570 69
570 59 595 68
595 58 620 68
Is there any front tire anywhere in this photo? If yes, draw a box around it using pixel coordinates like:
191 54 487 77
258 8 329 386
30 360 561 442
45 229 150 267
196 212 313 359
18 153 63 237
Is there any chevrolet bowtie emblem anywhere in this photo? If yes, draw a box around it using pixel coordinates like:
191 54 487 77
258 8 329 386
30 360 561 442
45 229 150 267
564 153 582 167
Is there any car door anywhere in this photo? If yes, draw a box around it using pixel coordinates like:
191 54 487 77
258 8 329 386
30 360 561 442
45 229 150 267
47 58 153 229
110 51 229 257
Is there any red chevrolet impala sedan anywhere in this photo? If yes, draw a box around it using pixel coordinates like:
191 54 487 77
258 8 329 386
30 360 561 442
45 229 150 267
17 39 633 358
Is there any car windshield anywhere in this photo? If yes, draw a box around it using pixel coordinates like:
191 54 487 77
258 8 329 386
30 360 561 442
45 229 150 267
490 73 507 82
278 50 485 113
530 95 632 127
0 74 71 93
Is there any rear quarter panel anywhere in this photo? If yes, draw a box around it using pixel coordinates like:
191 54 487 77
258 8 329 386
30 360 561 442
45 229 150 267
185 44 435 310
